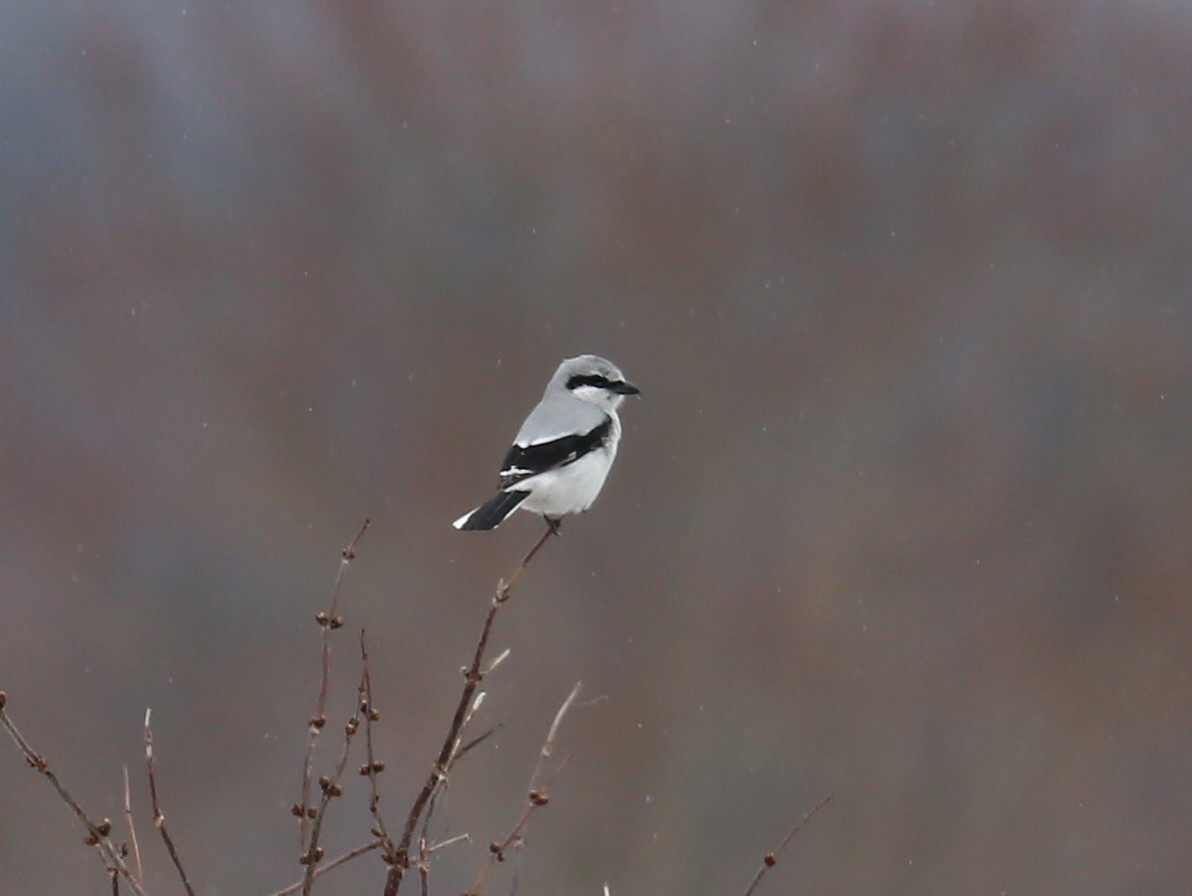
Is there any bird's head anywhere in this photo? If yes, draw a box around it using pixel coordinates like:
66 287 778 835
555 354 640 412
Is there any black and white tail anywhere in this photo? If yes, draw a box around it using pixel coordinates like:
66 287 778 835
452 490 530 531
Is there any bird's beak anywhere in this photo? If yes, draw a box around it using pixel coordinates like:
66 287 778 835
613 381 641 396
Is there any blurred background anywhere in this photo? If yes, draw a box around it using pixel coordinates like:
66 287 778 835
2 1 1191 893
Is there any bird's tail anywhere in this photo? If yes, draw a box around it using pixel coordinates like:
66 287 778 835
452 490 530 531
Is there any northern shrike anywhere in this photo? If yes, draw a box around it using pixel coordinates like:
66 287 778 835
453 355 640 531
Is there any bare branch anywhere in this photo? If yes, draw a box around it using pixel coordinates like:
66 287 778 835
359 631 396 860
532 681 582 792
738 792 834 896
465 682 584 896
495 522 557 604
299 692 362 894
0 693 148 896
482 648 511 677
297 520 370 867
382 522 557 896
267 839 383 896
426 832 470 854
144 709 197 895
456 722 503 761
122 764 143 884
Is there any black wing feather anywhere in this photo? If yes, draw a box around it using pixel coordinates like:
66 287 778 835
499 418 612 487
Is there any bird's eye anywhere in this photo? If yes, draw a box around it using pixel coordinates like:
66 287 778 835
567 374 611 390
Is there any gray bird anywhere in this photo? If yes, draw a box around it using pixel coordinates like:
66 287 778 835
453 355 640 531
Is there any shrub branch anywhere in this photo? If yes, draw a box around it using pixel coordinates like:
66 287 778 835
381 522 558 895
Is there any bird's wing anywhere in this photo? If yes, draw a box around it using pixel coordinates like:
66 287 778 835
498 417 612 488
513 391 607 444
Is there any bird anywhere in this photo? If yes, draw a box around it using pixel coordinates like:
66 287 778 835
453 354 640 531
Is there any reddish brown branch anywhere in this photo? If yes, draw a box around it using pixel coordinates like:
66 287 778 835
739 792 834 896
465 682 582 896
144 709 197 896
359 632 394 861
382 523 557 896
298 700 361 896
0 693 148 896
297 520 369 865
267 838 383 896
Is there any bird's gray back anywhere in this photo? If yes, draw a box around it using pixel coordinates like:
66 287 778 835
515 392 610 446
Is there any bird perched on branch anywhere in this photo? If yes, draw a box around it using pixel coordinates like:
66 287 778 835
453 354 640 532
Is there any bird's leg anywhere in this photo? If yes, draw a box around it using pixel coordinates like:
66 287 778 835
543 516 563 536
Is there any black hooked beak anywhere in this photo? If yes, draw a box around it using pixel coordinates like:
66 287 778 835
613 380 641 396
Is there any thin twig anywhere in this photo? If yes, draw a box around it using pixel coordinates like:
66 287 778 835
122 764 143 883
412 686 485 890
449 692 487 770
267 839 383 896
97 834 121 896
427 832 470 854
456 722 503 759
738 792 834 896
361 631 474 896
297 520 369 859
465 682 582 896
0 693 148 896
418 846 431 896
145 709 197 896
360 631 394 859
531 681 582 792
412 680 497 891
382 522 557 896
496 523 557 603
300 692 362 895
